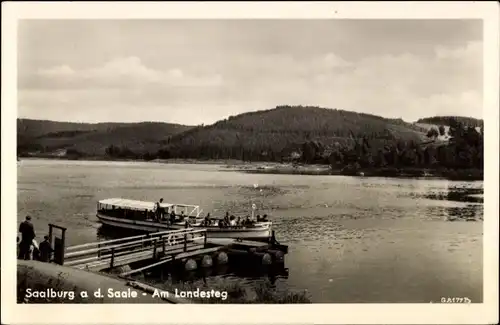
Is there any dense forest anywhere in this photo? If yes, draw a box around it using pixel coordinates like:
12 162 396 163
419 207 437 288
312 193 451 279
326 118 483 175
416 116 483 128
17 119 193 157
130 106 429 161
18 106 483 178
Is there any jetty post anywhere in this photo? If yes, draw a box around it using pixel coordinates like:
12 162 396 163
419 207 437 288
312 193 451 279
184 221 188 251
152 239 158 259
48 223 67 265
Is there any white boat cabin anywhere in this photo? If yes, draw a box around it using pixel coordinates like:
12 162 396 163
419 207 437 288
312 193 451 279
97 198 203 222
96 197 272 233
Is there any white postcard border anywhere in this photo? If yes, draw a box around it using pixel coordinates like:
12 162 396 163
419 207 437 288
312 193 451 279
1 2 498 324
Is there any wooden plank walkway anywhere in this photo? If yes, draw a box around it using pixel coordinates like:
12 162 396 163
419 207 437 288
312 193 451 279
74 243 206 272
64 228 207 272
59 227 287 276
46 222 288 288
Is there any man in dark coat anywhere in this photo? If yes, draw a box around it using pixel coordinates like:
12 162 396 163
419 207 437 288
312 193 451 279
170 209 176 224
38 235 53 262
155 198 164 221
18 215 36 260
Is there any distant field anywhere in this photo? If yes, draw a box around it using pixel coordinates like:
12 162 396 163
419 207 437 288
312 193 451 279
414 122 481 143
414 123 451 143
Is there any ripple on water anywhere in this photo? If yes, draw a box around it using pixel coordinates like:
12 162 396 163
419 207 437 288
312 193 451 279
17 161 484 303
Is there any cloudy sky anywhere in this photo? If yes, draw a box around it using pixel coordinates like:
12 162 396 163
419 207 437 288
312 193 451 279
18 19 482 125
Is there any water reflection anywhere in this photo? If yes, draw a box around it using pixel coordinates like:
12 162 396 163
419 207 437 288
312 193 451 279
132 257 290 303
161 264 289 284
19 160 483 303
96 224 149 240
426 204 483 222
422 184 483 222
424 185 483 204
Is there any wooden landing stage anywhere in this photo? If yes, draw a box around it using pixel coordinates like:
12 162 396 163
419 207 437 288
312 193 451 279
50 224 287 279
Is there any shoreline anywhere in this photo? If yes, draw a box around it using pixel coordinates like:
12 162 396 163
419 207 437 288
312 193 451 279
18 156 483 181
232 165 483 181
18 156 247 166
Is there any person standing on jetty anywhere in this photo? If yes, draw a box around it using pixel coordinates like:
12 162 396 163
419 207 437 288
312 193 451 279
155 198 164 221
204 213 211 226
18 215 36 260
170 209 176 224
38 235 54 262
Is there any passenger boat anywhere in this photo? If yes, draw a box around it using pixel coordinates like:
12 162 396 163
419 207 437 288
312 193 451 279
96 198 273 240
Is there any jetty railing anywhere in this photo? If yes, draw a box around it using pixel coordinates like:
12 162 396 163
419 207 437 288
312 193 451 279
62 228 207 271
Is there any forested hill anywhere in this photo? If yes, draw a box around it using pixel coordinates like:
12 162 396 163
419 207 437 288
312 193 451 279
18 106 430 160
162 105 428 160
17 119 131 138
416 116 483 128
17 119 193 156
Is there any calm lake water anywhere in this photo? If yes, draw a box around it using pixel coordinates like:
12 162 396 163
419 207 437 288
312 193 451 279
17 159 483 303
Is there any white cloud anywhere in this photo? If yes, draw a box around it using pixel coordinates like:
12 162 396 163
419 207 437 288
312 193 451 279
214 41 482 121
323 53 350 68
38 65 75 76
85 56 162 84
435 40 482 61
30 56 223 90
413 90 482 120
18 41 482 124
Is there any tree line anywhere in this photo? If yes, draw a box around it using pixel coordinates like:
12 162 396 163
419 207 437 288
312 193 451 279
102 118 482 173
416 116 483 128
324 119 483 172
18 107 482 174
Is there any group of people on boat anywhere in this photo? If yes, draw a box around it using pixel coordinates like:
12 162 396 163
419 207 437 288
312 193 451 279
100 206 152 220
103 197 270 229
98 198 188 224
154 198 187 224
18 215 53 262
201 212 269 228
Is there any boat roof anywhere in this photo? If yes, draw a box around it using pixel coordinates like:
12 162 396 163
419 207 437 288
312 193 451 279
98 198 199 211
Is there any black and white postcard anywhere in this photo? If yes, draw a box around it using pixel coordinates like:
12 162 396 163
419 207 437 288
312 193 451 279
2 2 499 324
